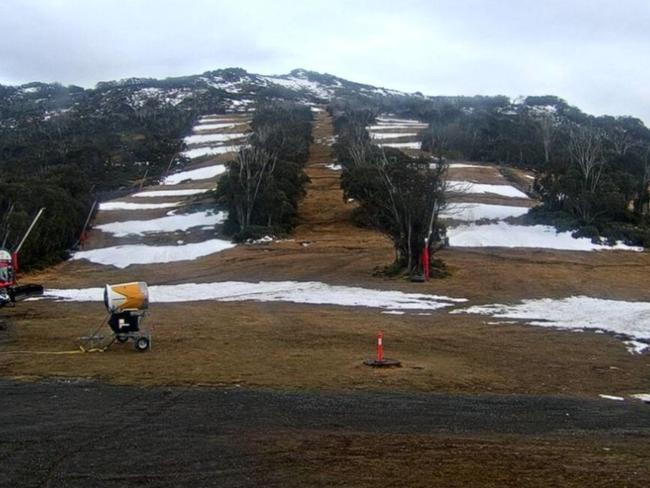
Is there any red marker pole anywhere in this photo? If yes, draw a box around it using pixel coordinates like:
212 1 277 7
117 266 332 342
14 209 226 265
364 330 400 367
422 246 430 281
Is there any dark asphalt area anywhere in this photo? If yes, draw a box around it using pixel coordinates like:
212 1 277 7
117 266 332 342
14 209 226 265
1 379 650 487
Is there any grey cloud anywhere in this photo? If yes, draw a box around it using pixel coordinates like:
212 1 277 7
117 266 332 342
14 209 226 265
0 0 648 124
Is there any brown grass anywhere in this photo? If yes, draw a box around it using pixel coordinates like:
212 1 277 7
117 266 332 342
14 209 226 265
242 430 650 487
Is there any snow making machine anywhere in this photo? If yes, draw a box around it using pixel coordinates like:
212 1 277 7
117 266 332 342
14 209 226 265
0 208 45 308
82 282 152 352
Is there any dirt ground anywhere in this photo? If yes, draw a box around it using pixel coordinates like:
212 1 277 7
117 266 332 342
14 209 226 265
3 380 650 487
250 431 650 487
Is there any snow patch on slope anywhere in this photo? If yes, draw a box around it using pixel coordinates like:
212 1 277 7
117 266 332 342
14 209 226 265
193 123 239 132
43 281 467 311
99 201 180 211
162 164 227 184
72 239 235 268
368 124 427 131
441 203 530 221
96 211 227 237
181 145 242 160
449 163 486 169
631 394 650 403
376 117 427 125
261 76 332 98
447 222 642 251
378 142 421 150
184 132 248 145
448 181 529 198
133 189 210 198
453 296 650 353
371 132 418 140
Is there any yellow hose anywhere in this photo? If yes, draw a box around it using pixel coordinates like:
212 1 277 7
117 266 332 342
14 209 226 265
0 345 107 355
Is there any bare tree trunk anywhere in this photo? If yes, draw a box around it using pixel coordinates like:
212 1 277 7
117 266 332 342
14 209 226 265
637 147 650 215
233 145 276 231
534 112 557 165
610 127 634 157
568 126 605 222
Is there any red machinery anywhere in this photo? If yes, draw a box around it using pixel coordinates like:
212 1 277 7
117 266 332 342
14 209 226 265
0 208 45 308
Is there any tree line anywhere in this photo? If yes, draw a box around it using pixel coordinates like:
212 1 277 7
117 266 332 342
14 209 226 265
342 93 650 247
0 82 203 268
0 72 316 268
215 102 313 241
3 71 649 268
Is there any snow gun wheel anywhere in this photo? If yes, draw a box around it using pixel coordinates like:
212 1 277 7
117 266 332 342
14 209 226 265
134 337 150 352
115 334 129 343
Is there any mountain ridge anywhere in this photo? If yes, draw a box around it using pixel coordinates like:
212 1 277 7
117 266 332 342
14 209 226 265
2 67 647 131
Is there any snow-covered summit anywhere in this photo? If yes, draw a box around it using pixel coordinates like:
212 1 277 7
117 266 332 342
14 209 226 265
193 67 408 101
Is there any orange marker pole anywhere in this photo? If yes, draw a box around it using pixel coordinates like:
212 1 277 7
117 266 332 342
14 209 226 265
377 331 384 362
422 245 430 281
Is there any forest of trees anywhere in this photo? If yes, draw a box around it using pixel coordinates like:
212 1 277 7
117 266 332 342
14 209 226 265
0 69 327 268
0 81 200 268
332 93 650 247
3 68 650 269
215 102 312 240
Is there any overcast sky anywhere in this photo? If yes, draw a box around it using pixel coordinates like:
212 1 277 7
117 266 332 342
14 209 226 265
1 0 648 124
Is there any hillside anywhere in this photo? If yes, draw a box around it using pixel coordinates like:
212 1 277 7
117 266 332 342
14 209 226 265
3 67 650 270
0 67 407 121
5 107 650 391
0 69 650 486
2 77 650 486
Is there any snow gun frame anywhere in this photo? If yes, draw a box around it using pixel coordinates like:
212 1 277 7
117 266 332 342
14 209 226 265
0 208 45 308
81 282 152 352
